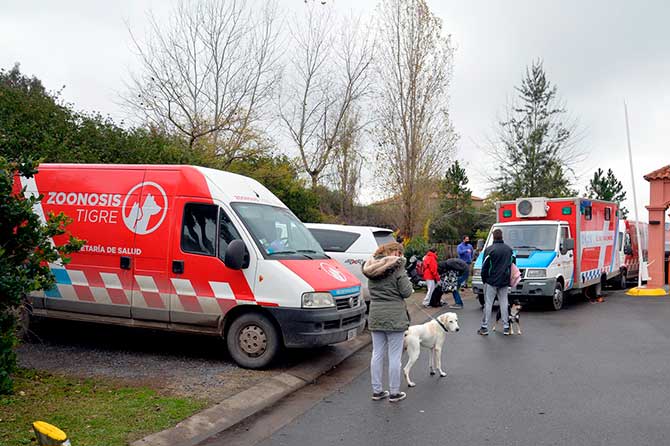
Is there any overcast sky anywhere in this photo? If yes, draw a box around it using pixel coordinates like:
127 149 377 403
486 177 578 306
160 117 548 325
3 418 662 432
2 0 669 220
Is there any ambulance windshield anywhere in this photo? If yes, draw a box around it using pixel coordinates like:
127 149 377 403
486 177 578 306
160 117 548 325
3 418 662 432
232 203 327 259
492 224 558 251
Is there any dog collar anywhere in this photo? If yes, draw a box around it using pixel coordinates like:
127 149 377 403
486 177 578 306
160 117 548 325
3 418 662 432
435 318 449 333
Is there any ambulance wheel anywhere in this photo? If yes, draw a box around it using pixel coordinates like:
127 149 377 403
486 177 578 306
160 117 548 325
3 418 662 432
548 282 563 311
226 313 280 369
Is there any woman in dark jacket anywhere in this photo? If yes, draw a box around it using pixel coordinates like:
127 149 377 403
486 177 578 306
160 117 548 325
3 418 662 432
362 242 413 403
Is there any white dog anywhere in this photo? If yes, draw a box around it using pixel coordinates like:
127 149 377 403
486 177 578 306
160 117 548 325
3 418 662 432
403 312 460 387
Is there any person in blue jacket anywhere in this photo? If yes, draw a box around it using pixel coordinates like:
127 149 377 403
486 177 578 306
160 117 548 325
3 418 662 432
457 235 474 290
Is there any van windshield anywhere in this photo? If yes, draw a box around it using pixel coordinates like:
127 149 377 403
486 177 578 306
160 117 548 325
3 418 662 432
491 225 558 251
231 203 327 259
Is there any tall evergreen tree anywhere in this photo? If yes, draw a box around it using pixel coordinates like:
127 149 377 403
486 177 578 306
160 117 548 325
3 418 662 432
430 160 475 242
490 60 579 199
586 168 628 218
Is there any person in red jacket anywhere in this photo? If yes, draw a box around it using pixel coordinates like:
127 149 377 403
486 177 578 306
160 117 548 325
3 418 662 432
421 248 440 307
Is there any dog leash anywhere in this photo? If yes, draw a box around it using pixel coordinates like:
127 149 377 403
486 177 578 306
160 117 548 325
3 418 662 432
411 301 450 333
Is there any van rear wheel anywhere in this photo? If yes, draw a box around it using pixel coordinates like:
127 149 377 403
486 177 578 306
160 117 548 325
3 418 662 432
226 313 280 369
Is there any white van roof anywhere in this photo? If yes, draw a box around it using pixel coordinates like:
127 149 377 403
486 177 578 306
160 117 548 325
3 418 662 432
304 223 393 235
196 166 286 208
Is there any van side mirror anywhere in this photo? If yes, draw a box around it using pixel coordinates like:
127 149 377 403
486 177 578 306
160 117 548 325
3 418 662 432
476 239 484 250
623 245 633 255
224 239 249 270
560 238 574 255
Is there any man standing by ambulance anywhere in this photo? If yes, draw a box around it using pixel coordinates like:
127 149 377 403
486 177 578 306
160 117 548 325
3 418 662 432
457 235 473 290
478 229 513 336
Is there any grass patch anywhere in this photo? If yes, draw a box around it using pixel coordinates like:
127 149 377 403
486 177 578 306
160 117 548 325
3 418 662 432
1 368 208 446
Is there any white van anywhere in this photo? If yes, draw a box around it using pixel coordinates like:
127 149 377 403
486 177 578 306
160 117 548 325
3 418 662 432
304 224 396 303
18 164 365 368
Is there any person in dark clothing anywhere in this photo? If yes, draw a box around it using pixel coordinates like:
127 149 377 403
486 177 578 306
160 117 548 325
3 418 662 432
478 229 514 336
456 235 474 289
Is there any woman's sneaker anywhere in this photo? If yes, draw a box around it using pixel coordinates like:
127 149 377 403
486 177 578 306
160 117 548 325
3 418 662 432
389 392 407 403
449 304 463 309
371 390 389 401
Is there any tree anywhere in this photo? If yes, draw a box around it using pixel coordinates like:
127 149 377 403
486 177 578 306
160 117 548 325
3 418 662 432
280 6 373 189
125 0 282 166
586 168 628 218
0 64 73 162
373 0 458 238
329 109 365 222
430 160 475 241
490 60 581 199
0 158 83 394
1 64 204 166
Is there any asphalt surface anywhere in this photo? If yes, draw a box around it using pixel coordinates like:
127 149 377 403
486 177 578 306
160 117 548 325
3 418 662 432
252 291 670 446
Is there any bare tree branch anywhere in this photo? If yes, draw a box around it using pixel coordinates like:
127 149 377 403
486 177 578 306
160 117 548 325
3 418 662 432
373 0 458 237
123 0 282 165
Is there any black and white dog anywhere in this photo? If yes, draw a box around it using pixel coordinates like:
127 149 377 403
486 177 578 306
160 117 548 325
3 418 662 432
492 300 523 335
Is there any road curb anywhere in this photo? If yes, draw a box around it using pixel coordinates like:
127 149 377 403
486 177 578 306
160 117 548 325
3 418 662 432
130 332 372 446
131 292 451 446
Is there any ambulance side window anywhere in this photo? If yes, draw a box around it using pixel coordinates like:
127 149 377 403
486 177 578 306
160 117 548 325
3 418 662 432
181 203 217 256
218 208 241 258
584 206 592 220
605 207 611 221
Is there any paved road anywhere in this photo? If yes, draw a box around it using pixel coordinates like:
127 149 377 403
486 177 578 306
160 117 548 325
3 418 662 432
249 291 670 446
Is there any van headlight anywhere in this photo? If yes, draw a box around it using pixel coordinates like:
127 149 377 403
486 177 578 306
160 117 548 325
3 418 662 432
302 292 335 308
525 269 546 278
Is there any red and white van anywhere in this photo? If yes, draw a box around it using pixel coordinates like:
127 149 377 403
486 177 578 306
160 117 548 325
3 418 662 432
15 164 365 368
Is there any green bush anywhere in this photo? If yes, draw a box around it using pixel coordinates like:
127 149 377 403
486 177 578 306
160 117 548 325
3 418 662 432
404 236 429 260
0 158 83 394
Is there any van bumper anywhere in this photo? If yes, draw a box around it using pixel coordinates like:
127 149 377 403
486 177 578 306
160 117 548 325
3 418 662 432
267 304 366 348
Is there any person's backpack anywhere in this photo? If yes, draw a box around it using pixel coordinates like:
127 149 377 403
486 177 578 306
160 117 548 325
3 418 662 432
416 259 425 276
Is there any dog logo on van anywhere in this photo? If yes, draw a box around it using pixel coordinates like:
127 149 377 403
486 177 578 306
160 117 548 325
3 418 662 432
122 182 168 235
320 262 347 282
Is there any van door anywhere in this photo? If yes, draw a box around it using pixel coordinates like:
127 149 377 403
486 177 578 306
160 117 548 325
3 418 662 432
558 225 575 290
169 198 256 327
129 170 179 323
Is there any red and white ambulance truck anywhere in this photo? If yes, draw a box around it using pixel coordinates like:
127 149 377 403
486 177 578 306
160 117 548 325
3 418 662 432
15 164 365 368
473 197 621 310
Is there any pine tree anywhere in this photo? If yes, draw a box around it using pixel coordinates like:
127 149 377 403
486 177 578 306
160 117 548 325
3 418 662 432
431 161 475 242
586 168 628 218
491 60 579 199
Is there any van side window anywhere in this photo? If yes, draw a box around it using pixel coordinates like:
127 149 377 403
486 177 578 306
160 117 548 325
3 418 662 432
218 208 241 258
604 207 611 221
182 203 217 256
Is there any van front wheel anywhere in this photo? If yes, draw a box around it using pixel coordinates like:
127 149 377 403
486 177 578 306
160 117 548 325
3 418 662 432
226 313 280 369
548 282 564 311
